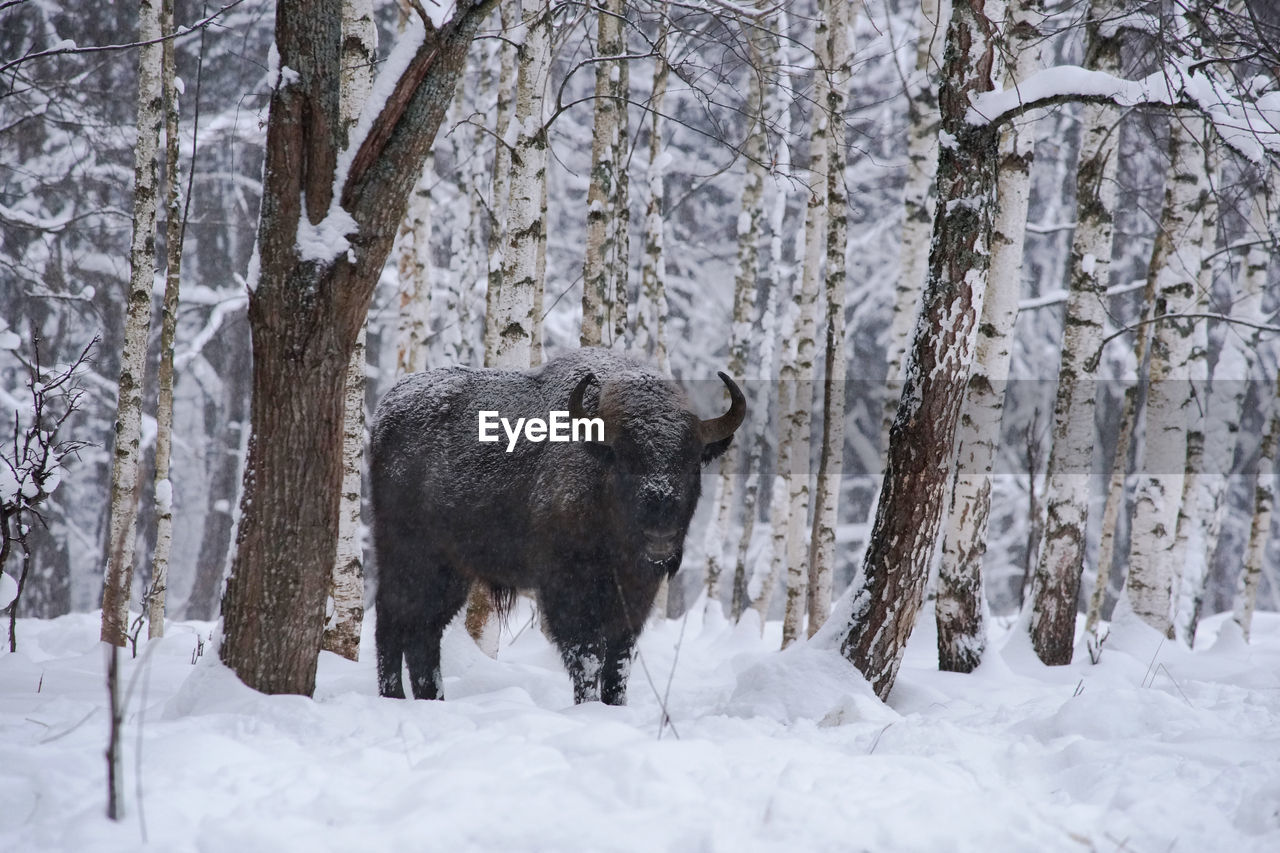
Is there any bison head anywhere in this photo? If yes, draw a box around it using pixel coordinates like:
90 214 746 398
569 371 746 563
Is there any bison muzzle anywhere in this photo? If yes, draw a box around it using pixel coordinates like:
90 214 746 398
370 348 745 705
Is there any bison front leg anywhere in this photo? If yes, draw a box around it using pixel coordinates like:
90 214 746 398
600 633 638 706
560 638 606 704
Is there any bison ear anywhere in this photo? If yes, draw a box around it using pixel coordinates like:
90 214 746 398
701 434 733 464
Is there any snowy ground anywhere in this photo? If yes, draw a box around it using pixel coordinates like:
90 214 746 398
2 602 1279 852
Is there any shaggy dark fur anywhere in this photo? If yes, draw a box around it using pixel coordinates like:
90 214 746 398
370 348 744 705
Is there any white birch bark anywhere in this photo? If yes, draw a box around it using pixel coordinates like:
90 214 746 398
936 0 1043 671
704 20 768 611
494 0 550 368
148 0 181 640
1084 270 1156 658
469 0 552 654
882 0 949 451
581 0 626 348
1027 0 1120 665
101 0 164 646
1124 117 1208 639
610 47 631 350
1182 167 1273 643
1235 373 1279 641
732 4 788 617
485 2 519 363
1171 139 1220 645
781 1 830 648
323 0 377 662
397 160 432 375
836 0 1002 701
807 0 854 636
635 13 671 375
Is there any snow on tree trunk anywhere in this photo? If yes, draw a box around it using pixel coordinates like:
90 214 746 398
1235 373 1279 641
485 2 518 363
635 13 671 375
1124 117 1209 640
396 158 432 375
611 48 631 350
1026 1 1121 666
1183 168 1273 644
704 18 768 611
836 0 1000 701
742 9 793 623
1171 138 1220 646
807 0 854 637
101 0 164 647
494 0 549 368
581 0 626 348
882 0 948 453
467 0 551 654
780 2 830 649
1084 271 1156 659
321 0 377 663
219 0 497 696
935 0 1043 672
147 0 182 641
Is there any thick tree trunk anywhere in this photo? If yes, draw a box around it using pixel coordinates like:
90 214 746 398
882 0 948 452
1026 0 1121 666
220 0 497 696
781 2 830 648
838 0 1000 701
101 0 164 646
148 0 182 640
935 0 1043 671
807 0 853 636
1124 117 1208 639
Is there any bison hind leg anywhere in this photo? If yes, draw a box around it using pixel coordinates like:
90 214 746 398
375 612 407 699
403 571 471 700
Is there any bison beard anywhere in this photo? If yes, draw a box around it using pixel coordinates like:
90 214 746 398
371 348 745 704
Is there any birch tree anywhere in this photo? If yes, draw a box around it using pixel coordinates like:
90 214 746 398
219 0 500 696
485 2 519 362
781 2 830 648
147 0 183 640
581 0 627 348
101 0 164 647
807 0 854 636
736 3 792 621
635 11 671 374
837 0 1001 700
319 0 378 663
882 0 948 450
1235 372 1279 641
1026 0 1122 665
467 0 552 653
704 13 768 610
1124 116 1209 639
934 0 1044 671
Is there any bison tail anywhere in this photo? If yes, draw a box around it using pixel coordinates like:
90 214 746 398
488 584 518 631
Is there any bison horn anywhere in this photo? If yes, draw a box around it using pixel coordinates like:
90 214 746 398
699 372 746 445
569 373 598 424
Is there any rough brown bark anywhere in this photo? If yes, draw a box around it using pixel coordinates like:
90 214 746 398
839 0 999 701
219 0 498 696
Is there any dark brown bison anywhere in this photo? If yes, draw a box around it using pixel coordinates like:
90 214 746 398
370 348 745 704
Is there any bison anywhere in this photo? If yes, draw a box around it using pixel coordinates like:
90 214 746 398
370 348 745 705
